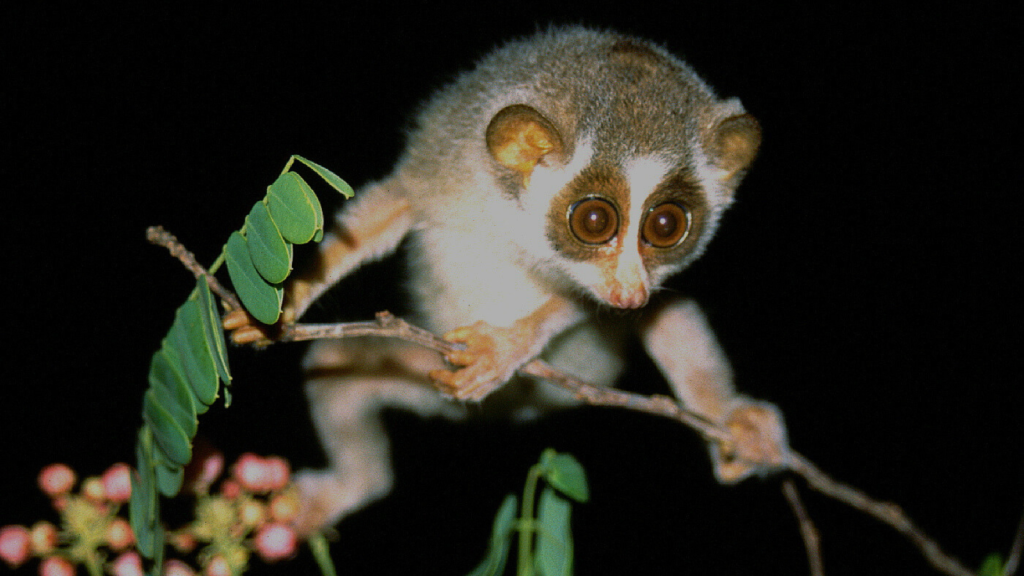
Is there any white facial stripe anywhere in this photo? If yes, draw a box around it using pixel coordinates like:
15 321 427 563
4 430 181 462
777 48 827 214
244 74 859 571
526 135 595 204
517 135 596 264
623 155 673 246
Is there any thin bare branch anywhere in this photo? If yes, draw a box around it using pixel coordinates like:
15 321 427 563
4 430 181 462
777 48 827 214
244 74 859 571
146 226 242 311
789 454 975 576
783 478 825 576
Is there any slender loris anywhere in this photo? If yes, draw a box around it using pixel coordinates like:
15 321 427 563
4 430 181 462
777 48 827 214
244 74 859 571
228 26 789 534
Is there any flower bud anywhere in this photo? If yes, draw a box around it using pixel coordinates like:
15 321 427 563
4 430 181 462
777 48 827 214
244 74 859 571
38 464 76 498
81 477 106 502
203 554 231 576
40 555 75 576
0 525 30 568
253 523 296 562
102 464 133 503
268 491 301 524
162 559 196 576
106 518 135 551
29 521 58 555
263 457 290 492
111 552 144 576
232 453 270 493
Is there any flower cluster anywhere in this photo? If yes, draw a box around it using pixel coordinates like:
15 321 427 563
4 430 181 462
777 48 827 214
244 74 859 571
0 463 135 576
1 453 301 576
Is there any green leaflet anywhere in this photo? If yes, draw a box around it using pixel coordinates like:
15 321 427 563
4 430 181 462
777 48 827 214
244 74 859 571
147 348 198 437
293 155 354 198
541 450 589 503
225 230 282 324
536 488 573 576
159 341 208 416
155 454 185 497
467 494 518 576
196 277 231 386
143 389 192 467
170 299 219 407
245 201 292 284
267 172 323 244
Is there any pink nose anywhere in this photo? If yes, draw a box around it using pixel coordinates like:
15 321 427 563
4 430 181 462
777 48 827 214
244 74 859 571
604 283 649 309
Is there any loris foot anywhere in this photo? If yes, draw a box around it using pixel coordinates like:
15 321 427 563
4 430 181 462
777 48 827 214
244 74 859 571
711 399 790 483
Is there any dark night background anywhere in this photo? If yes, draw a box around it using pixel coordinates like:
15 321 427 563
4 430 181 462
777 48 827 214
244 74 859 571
5 4 1020 576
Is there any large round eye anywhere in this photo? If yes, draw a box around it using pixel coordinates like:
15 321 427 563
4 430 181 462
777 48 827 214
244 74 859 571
569 197 619 245
642 202 690 248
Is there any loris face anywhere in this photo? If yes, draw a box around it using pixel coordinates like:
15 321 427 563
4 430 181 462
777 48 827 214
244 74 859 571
484 60 759 313
540 151 716 310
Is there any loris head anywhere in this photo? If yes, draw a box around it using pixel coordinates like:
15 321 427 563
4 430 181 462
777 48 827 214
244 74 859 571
481 28 761 309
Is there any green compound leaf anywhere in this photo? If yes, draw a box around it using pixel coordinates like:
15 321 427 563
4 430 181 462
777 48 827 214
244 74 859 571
131 427 162 559
148 348 198 437
143 389 192 467
467 494 518 576
541 450 589 503
293 155 354 198
536 488 573 576
267 172 323 244
245 201 292 284
195 277 231 386
170 299 219 407
225 230 282 324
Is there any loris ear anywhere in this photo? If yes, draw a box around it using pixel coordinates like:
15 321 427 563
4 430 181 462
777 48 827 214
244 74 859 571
708 113 761 187
486 105 564 186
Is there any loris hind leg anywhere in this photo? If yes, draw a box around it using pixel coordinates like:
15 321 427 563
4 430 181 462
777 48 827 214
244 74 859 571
295 336 464 535
640 297 789 483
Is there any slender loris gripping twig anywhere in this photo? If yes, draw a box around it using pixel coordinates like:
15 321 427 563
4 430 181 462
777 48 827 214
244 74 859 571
229 26 788 534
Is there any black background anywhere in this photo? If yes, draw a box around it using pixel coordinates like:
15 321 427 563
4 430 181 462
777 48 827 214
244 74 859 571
5 4 1020 576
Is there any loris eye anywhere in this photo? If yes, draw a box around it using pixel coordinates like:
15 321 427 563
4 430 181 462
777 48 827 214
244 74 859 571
569 197 619 245
642 203 690 248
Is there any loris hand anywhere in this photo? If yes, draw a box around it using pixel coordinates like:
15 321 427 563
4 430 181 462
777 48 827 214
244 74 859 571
221 281 309 346
429 320 536 401
710 398 790 483
222 308 275 346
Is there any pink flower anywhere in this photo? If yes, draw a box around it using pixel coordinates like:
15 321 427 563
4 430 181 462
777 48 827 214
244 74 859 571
263 457 290 492
203 554 231 576
39 555 76 576
253 523 297 562
0 525 30 568
195 452 224 494
102 463 133 503
111 552 144 576
38 464 76 498
106 518 135 551
162 559 196 576
232 453 270 493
